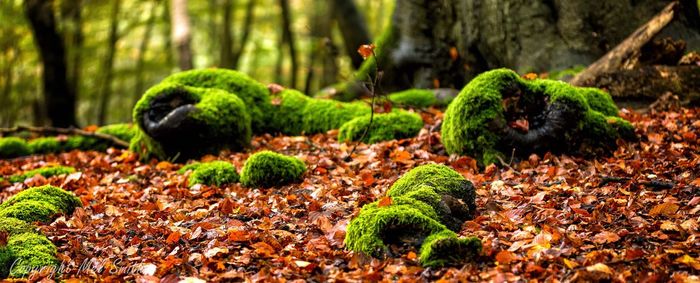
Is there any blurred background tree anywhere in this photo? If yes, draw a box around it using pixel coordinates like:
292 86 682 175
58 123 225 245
0 0 392 127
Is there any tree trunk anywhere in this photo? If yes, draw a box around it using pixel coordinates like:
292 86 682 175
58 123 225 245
278 0 298 88
61 0 82 104
332 0 372 69
232 0 256 68
220 0 235 68
335 0 700 100
134 1 159 107
97 0 121 125
24 0 77 127
171 0 194 70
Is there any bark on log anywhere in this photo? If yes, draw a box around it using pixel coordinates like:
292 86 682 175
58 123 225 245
570 2 679 86
585 65 700 105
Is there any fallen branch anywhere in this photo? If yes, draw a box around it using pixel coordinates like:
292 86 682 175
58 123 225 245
570 1 678 86
0 126 129 148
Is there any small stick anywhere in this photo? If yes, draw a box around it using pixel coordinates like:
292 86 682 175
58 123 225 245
0 125 129 148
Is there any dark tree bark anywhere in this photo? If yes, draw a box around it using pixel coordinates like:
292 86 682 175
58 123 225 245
133 1 159 107
336 0 700 100
97 0 121 125
61 0 83 103
171 0 194 70
305 0 339 94
24 0 77 127
278 0 298 88
332 0 372 69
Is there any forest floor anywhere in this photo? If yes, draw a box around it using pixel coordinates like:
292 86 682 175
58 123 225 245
0 107 698 282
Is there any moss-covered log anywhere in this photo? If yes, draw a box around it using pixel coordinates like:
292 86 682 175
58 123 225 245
132 69 424 161
345 164 480 267
442 69 635 166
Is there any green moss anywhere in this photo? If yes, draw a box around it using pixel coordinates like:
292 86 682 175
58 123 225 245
6 166 76 183
338 111 423 144
27 137 63 154
388 89 439 108
0 217 34 236
0 247 14 278
0 201 60 223
442 68 633 166
177 162 202 174
96 123 137 143
419 230 481 267
345 164 480 266
5 232 58 278
133 83 252 160
160 68 271 133
186 161 239 187
345 203 448 257
0 137 31 159
240 151 306 188
0 185 82 215
301 99 369 134
267 89 311 135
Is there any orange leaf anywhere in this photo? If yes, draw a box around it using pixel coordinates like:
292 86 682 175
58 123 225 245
523 73 538 80
495 250 516 264
649 202 679 217
449 47 459 61
227 230 249 242
592 231 620 244
166 231 182 245
377 196 392 208
84 125 99 132
357 44 375 59
406 251 417 260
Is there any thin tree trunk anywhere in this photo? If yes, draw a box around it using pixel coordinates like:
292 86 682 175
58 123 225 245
24 0 77 127
97 0 121 125
133 1 159 107
1 48 16 127
220 0 235 68
171 0 194 70
162 0 174 68
208 0 219 57
332 0 372 69
278 0 297 88
231 0 256 68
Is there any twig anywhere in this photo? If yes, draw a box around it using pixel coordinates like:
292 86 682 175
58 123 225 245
347 48 380 159
599 175 632 186
599 175 674 189
0 125 129 148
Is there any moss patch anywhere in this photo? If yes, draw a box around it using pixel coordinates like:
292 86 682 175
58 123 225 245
5 166 75 184
186 161 239 187
0 217 34 236
0 137 31 159
388 89 439 108
27 137 63 154
338 111 423 144
5 232 58 278
0 201 60 223
240 151 306 188
345 164 480 267
96 123 137 143
441 68 634 166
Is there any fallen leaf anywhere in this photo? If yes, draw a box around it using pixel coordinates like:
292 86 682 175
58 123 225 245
649 202 679 217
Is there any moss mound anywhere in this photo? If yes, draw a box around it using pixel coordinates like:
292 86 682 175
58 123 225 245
132 83 252 160
0 137 31 159
240 151 306 188
160 68 271 133
338 111 424 144
0 185 82 215
0 185 79 278
441 68 635 166
345 164 480 267
5 232 58 278
185 161 239 187
5 166 75 184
